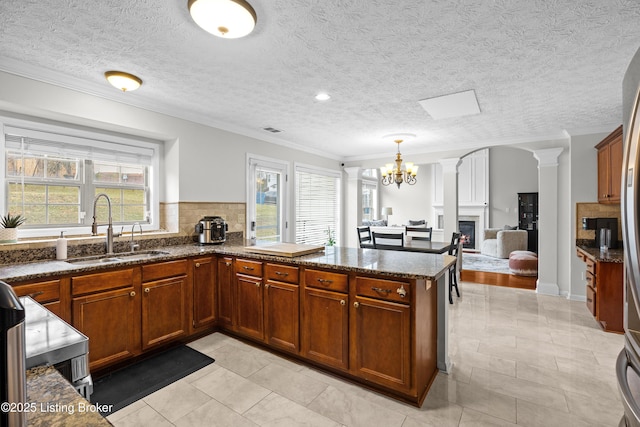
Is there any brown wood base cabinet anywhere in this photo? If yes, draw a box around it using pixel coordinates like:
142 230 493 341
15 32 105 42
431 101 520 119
576 247 623 333
71 268 141 371
141 260 188 350
264 263 300 353
191 256 216 333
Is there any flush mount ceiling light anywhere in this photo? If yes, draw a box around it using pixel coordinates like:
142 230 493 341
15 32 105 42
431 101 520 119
188 0 257 39
104 71 142 92
380 134 418 189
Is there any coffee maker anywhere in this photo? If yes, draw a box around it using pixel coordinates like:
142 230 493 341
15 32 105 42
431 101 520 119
0 282 26 427
195 216 227 244
582 217 619 249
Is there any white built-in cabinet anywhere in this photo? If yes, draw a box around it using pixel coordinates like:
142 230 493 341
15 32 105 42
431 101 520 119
432 150 489 245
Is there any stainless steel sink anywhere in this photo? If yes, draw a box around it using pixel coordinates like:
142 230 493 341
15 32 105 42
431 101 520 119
66 250 170 266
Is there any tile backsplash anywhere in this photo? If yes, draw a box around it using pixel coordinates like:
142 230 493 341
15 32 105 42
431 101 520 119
576 202 621 241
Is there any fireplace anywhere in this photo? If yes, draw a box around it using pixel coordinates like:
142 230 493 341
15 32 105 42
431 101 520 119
459 220 475 249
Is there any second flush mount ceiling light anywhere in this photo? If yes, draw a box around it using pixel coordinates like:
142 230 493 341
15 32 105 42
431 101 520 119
188 0 257 39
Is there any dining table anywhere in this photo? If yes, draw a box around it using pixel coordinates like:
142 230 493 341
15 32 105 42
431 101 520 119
362 239 452 254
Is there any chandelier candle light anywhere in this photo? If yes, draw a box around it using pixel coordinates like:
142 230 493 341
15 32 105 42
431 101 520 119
380 139 418 188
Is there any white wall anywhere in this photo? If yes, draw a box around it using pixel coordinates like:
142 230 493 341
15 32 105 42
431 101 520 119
0 71 341 239
379 171 432 226
569 132 608 298
488 146 538 228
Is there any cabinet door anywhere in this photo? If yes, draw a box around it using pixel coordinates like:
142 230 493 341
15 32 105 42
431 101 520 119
609 136 623 203
141 275 188 350
217 257 235 328
236 273 264 341
265 280 299 353
192 256 216 331
597 145 610 203
301 287 348 371
351 296 411 391
72 287 140 371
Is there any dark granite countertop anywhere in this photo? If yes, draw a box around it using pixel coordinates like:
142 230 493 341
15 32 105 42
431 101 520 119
576 245 624 263
0 242 455 283
26 366 112 426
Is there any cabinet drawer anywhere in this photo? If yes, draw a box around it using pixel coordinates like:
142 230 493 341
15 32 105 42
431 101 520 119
142 259 187 282
586 285 596 316
13 280 60 303
576 249 586 262
305 269 348 293
356 277 410 304
72 269 135 296
265 263 299 284
585 258 596 276
235 259 263 277
586 271 596 289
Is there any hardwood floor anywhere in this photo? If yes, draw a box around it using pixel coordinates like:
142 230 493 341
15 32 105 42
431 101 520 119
461 269 537 290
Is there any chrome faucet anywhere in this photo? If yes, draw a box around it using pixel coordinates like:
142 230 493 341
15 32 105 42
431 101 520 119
91 193 114 256
131 222 142 252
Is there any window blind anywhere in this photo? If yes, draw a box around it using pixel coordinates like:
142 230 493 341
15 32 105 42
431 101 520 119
4 126 154 165
295 167 340 245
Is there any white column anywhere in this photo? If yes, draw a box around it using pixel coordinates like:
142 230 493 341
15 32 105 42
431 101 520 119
533 148 564 295
439 158 462 243
344 167 362 248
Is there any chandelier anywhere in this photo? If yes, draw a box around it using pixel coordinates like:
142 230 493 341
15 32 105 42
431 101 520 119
380 139 418 188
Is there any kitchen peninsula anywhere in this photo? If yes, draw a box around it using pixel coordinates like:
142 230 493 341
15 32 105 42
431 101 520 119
1 242 455 408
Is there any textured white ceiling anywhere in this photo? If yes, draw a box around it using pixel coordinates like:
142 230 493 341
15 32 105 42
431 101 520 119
1 0 639 160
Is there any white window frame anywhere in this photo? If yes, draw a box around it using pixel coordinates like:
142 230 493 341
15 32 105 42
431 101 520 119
246 154 290 242
294 162 342 246
0 116 161 239
361 169 378 222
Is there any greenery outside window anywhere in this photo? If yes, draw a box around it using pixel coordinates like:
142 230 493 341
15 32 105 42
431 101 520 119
2 119 159 238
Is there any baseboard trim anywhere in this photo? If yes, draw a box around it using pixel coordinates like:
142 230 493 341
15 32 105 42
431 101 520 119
461 269 537 290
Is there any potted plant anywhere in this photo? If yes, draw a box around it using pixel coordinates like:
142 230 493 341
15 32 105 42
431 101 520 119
325 226 336 252
0 213 25 243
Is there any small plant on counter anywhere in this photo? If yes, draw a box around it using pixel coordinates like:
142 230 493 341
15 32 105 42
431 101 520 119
0 213 25 243
1 213 25 228
325 226 336 246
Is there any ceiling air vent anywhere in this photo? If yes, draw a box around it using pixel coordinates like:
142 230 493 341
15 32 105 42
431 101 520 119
262 127 283 133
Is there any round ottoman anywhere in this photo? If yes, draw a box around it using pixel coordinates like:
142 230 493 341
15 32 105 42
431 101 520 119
508 250 538 276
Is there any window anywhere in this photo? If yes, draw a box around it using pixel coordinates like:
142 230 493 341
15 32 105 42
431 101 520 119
2 120 159 236
361 169 378 222
247 155 288 243
295 165 341 246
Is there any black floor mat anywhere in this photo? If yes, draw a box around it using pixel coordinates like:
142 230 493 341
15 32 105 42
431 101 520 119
90 345 215 416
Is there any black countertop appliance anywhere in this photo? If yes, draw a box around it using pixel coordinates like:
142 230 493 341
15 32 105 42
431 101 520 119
0 281 26 427
195 216 227 244
582 217 619 249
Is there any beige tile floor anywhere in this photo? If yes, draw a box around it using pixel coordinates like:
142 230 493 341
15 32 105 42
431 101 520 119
107 281 625 426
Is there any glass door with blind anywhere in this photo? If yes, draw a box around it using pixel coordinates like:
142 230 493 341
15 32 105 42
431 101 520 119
247 156 288 243
295 165 341 246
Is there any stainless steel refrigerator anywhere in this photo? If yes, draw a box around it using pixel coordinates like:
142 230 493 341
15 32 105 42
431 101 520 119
619 45 640 426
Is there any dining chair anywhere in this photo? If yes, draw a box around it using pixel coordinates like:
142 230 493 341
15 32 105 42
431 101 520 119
406 226 433 241
357 226 374 248
372 232 404 250
448 232 461 304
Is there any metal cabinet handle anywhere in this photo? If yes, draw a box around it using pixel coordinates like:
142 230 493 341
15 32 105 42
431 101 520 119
340 299 346 306
225 261 232 266
354 302 360 308
275 271 289 277
255 282 260 288
144 288 150 293
243 266 255 271
318 278 333 284
396 285 407 298
371 287 391 294
130 291 136 297
195 262 201 268
265 283 270 289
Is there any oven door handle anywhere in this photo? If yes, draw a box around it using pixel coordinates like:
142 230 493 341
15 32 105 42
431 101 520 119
617 349 640 423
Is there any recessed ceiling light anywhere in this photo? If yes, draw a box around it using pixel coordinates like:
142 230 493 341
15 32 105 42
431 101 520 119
104 71 142 92
315 93 331 101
